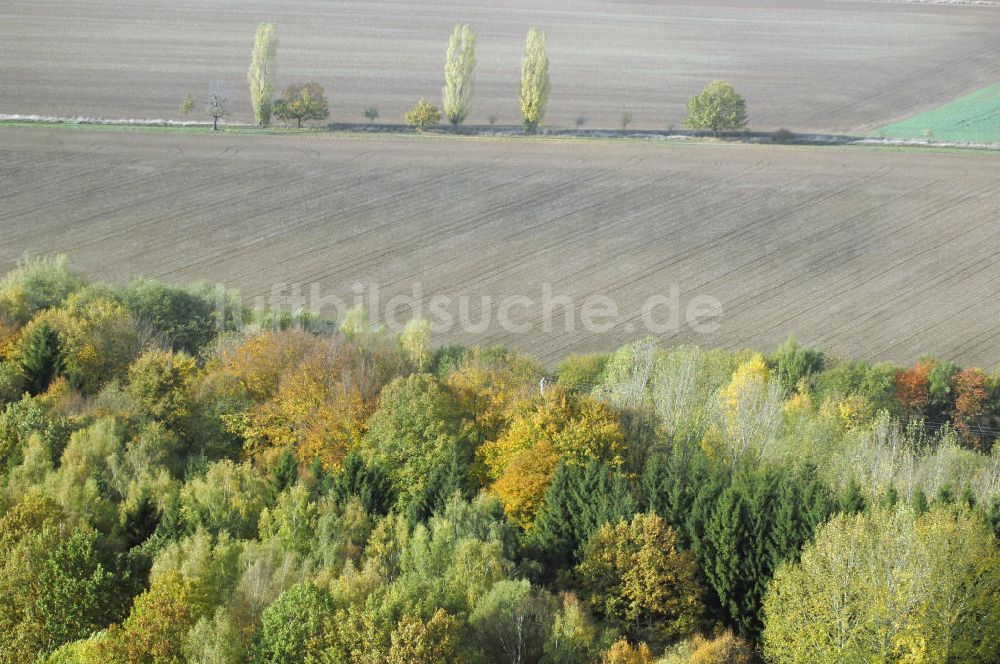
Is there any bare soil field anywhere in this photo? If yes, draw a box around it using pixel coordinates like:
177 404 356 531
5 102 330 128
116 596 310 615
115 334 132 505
1 0 998 133
1 125 998 366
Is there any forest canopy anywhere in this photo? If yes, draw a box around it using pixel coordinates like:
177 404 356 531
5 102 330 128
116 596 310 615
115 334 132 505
0 257 996 663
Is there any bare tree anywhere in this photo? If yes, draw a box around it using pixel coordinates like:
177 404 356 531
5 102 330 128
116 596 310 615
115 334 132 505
651 346 706 439
206 82 232 131
713 366 784 466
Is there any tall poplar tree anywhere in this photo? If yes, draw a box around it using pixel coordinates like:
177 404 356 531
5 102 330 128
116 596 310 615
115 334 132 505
519 28 550 134
443 25 476 126
247 23 278 126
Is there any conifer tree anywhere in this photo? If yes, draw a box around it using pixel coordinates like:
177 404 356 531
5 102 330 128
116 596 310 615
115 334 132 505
640 444 712 539
695 469 831 638
704 483 756 635
405 442 473 524
910 486 930 514
121 491 161 551
684 469 729 563
19 320 63 394
880 484 899 508
330 453 395 516
569 462 637 552
839 478 866 514
769 479 802 569
529 462 577 579
935 483 956 506
958 485 976 509
272 447 298 496
530 461 637 580
799 471 835 534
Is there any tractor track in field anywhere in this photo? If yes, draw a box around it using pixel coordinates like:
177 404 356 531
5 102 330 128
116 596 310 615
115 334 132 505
2 125 998 365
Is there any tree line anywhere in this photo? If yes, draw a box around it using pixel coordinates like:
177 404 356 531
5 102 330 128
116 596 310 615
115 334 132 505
188 22 747 134
0 257 996 663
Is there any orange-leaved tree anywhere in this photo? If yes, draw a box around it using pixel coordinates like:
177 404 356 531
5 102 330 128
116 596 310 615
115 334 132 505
481 388 625 529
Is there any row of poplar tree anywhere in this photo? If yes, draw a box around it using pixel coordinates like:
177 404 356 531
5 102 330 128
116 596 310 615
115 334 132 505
218 22 746 133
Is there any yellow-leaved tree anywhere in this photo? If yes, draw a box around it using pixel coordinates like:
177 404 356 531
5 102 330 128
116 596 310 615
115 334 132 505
762 505 1000 663
481 388 625 528
443 24 476 125
220 330 371 469
519 27 550 133
704 353 783 466
247 23 278 126
577 512 705 649
387 609 463 664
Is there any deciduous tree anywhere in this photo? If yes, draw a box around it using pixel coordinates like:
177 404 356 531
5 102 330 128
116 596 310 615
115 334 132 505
127 348 197 425
896 360 932 420
206 82 232 131
600 639 654 664
708 354 783 466
255 581 336 663
274 82 329 128
577 512 704 647
404 99 442 129
108 570 199 663
684 80 747 133
953 367 988 449
470 579 556 664
443 24 476 125
247 23 278 126
520 28 550 133
388 609 463 664
762 506 1000 663
542 592 602 664
399 318 431 371
359 373 469 509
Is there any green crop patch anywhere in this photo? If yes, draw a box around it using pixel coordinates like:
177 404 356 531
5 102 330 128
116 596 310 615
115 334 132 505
875 84 1000 144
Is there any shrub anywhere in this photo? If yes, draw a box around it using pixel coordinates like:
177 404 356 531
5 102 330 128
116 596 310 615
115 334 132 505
404 99 442 129
773 128 796 143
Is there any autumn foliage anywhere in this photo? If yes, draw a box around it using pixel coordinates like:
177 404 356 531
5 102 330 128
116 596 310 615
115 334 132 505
0 263 997 664
895 360 932 419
